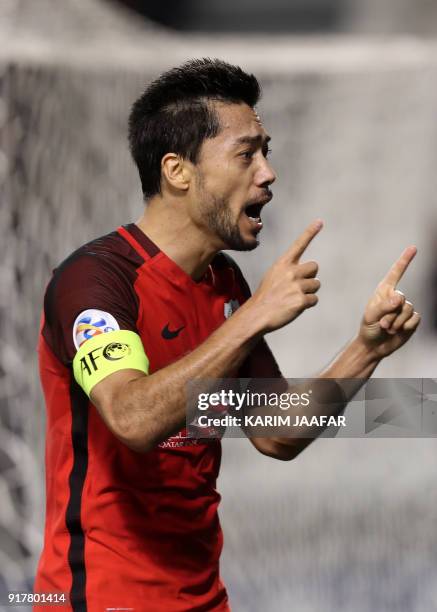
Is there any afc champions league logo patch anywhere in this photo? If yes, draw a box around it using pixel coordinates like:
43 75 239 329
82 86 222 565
224 299 240 319
73 309 120 350
103 342 131 361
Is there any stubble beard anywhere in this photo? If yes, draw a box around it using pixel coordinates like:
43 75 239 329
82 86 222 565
197 174 258 252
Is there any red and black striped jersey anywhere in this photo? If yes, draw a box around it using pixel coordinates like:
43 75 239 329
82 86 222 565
34 223 251 612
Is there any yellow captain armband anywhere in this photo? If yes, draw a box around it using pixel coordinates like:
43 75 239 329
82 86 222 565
72 330 149 397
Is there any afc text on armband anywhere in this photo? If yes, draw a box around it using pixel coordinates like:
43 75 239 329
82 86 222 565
79 347 101 376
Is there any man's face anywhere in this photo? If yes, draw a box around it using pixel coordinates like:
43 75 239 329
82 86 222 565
192 101 276 251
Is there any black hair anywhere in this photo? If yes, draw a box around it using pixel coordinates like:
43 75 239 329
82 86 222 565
128 58 261 199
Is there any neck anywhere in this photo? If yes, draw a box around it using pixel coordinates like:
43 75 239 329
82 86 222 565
135 196 221 281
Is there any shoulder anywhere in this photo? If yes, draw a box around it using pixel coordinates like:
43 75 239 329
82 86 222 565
45 231 143 308
42 230 143 364
50 230 142 284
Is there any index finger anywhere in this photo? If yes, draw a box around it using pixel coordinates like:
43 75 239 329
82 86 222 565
285 220 324 263
381 246 417 288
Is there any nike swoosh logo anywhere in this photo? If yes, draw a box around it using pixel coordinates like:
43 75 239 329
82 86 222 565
161 323 185 340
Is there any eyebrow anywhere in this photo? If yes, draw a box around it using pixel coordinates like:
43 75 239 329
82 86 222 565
234 134 271 147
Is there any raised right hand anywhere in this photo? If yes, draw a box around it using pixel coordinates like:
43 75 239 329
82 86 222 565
249 220 323 333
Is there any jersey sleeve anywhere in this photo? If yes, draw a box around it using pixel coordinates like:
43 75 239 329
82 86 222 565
42 252 149 395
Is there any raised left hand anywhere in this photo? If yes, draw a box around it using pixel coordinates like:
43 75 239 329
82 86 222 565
359 246 421 358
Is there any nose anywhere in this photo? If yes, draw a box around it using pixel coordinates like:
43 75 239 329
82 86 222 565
256 158 276 188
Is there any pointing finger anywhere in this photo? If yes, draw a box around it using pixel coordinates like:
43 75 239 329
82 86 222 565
381 246 417 288
285 220 323 263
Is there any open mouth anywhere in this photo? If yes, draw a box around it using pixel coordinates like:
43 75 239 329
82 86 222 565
243 195 272 230
245 202 263 221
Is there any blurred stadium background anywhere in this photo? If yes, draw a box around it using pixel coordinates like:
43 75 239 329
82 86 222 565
1 0 437 610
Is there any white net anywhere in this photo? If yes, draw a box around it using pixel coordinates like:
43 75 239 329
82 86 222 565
0 65 142 602
0 0 161 601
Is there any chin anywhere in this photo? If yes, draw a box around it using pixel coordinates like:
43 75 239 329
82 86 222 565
216 221 262 252
228 233 260 252
241 225 262 249
244 234 260 250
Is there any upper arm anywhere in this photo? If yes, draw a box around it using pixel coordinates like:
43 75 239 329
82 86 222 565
43 252 150 437
223 255 293 457
227 257 293 458
239 336 284 379
242 341 296 459
43 252 140 364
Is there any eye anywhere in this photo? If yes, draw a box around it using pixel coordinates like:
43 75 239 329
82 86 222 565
240 150 254 160
263 147 272 158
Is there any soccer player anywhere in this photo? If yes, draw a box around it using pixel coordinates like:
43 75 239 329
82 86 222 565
34 59 420 611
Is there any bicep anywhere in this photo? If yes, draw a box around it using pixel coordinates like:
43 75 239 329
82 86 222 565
240 339 294 458
239 337 284 379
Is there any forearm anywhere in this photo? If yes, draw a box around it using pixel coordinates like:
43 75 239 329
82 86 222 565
251 242 420 461
107 302 262 451
319 334 381 393
254 336 381 458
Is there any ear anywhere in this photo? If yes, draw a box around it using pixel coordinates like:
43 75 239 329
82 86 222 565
161 153 191 192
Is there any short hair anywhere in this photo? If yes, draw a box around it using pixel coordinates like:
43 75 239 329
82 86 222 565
128 58 261 199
